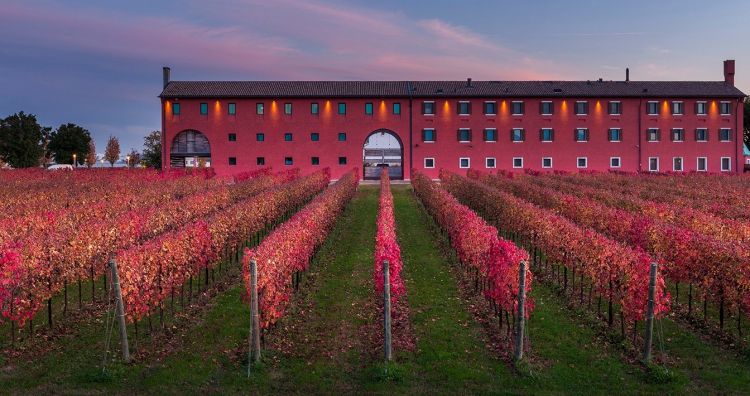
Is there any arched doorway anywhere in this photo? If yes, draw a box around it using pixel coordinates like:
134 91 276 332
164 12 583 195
170 129 211 168
363 129 403 180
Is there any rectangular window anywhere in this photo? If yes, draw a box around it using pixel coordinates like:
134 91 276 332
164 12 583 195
256 157 265 166
484 101 497 115
311 132 320 141
311 102 319 115
338 157 347 165
284 133 293 141
608 101 621 115
673 157 683 171
338 102 346 115
423 101 435 115
284 157 293 166
540 128 554 142
671 128 684 142
720 101 731 115
283 103 291 115
172 102 181 115
424 157 435 168
483 128 497 142
459 157 470 169
511 101 524 115
485 157 496 168
365 102 373 115
647 101 658 115
256 103 264 115
458 101 471 115
228 133 237 142
311 157 320 165
511 128 525 142
577 157 588 169
721 157 731 171
540 101 554 115
338 132 347 141
696 101 707 115
610 157 621 168
200 102 208 115
256 133 265 142
393 102 401 115
512 157 523 169
672 101 683 115
608 128 622 142
228 103 236 115
648 157 659 172
575 101 589 115
422 128 436 142
720 128 731 141
697 157 707 172
647 128 660 142
575 128 589 142
695 128 708 142
542 157 552 169
458 128 471 142
228 157 237 166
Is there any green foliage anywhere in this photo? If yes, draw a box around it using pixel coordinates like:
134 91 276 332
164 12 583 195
141 130 162 168
48 123 92 166
644 363 678 384
0 111 46 168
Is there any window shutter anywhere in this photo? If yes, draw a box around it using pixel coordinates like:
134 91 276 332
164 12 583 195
521 129 526 141
657 129 661 141
608 129 612 142
433 129 437 142
467 102 472 115
468 129 472 141
539 102 544 115
456 103 461 115
422 102 426 114
457 129 461 141
574 129 578 141
694 129 699 141
670 129 674 141
539 129 543 141
585 129 589 141
421 129 426 141
510 129 515 142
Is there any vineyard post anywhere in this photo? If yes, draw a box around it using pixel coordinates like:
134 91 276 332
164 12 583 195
249 258 261 373
642 262 657 364
109 258 130 363
514 260 527 363
384 259 392 362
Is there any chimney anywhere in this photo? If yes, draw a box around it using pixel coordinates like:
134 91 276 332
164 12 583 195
625 68 630 82
163 66 171 89
723 59 735 86
466 77 472 87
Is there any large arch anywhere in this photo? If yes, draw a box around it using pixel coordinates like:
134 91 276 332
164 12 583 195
170 129 211 168
362 128 403 180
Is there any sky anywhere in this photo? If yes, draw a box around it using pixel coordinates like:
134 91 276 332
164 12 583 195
1 0 748 154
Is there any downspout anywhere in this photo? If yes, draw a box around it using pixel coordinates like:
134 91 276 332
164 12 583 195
407 81 414 181
161 98 166 171
737 98 743 173
637 98 642 172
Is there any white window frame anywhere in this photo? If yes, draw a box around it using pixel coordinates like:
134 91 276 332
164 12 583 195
541 128 553 142
423 101 435 116
458 101 471 116
648 157 659 172
512 157 523 169
459 157 470 169
424 157 435 169
576 157 588 169
458 128 471 143
608 101 621 116
609 128 621 142
422 128 435 143
672 157 684 172
575 128 588 142
575 101 588 116
672 101 683 115
541 101 553 116
720 101 731 116
647 101 659 116
697 157 707 172
721 157 731 172
672 128 684 142
542 157 553 169
696 128 708 142
485 157 496 169
696 101 707 116
610 157 621 168
484 128 497 142
511 101 524 116
720 128 732 142
647 128 660 142
512 128 524 143
484 101 497 116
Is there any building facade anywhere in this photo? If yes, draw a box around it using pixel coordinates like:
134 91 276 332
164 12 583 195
160 60 745 180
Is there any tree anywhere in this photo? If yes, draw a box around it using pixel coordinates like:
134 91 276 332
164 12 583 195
86 140 97 168
39 126 54 168
104 135 120 167
126 149 141 168
0 112 46 168
743 97 749 148
141 130 162 168
48 123 92 166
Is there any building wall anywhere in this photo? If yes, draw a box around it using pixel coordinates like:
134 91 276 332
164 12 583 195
162 95 743 179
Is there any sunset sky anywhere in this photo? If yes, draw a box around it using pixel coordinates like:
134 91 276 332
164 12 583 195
1 0 748 153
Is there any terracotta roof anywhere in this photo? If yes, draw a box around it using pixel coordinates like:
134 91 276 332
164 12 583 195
160 80 746 98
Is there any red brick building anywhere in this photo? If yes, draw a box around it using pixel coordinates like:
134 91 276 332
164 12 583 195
159 60 745 180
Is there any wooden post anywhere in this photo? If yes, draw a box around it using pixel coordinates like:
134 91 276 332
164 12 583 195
248 258 261 376
514 260 527 363
109 258 130 363
384 259 392 362
642 262 657 364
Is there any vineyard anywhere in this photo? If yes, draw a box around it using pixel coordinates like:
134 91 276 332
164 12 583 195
1 168 750 394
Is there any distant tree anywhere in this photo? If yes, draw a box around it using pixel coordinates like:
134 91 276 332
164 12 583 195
0 112 46 168
48 123 92 166
126 149 141 168
104 135 120 167
744 97 749 147
39 126 54 167
86 140 97 168
141 130 162 168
